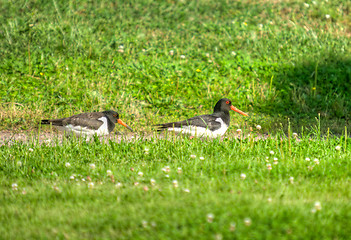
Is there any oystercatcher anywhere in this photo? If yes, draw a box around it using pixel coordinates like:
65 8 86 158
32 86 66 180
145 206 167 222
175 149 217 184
41 110 133 137
156 98 248 138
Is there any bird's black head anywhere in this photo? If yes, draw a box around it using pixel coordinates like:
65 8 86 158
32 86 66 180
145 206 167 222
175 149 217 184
103 110 119 123
213 98 248 116
103 110 134 132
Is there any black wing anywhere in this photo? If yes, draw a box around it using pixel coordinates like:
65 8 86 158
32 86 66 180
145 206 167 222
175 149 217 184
41 112 105 130
156 114 221 131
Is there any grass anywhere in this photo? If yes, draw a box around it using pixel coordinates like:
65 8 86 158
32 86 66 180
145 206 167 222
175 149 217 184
1 132 351 239
1 0 351 239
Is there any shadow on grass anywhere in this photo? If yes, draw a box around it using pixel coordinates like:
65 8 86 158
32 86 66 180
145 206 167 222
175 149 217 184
257 55 351 134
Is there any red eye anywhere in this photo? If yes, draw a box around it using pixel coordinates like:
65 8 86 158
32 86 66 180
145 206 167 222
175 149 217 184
226 101 230 104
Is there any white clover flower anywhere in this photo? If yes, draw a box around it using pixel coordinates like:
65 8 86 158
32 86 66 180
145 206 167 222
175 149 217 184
200 156 205 160
230 222 236 231
17 161 22 167
314 201 322 211
267 164 272 170
273 157 278 161
107 170 113 176
292 132 298 137
190 155 196 159
65 162 71 168
270 151 274 155
28 148 34 152
314 158 320 165
240 173 246 180
177 167 182 174
183 188 190 193
172 180 178 188
115 182 123 188
88 182 94 189
267 197 272 203
231 51 237 56
236 129 242 133
165 174 169 178
304 3 310 7
305 157 311 161
258 23 263 29
150 179 156 185
89 163 96 169
335 146 341 151
325 14 330 19
289 177 294 184
244 218 252 226
70 175 75 180
312 1 317 5
138 172 143 177
169 50 174 55
142 220 148 228
144 148 149 154
12 183 18 190
205 53 210 58
180 55 186 59
119 45 124 49
256 125 261 130
207 213 214 223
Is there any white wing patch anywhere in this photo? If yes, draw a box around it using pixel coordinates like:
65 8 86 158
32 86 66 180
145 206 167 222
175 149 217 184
55 117 109 137
167 118 228 138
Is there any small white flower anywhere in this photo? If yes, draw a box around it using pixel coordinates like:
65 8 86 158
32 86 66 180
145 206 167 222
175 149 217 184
141 220 148 228
199 156 205 160
17 161 22 167
207 213 214 223
325 14 330 19
230 222 236 231
273 157 278 161
115 182 123 188
177 167 182 174
292 132 298 137
70 175 75 180
180 55 186 59
314 201 322 211
144 148 149 154
267 164 272 170
205 53 210 58
267 197 272 203
172 180 178 188
335 146 341 151
244 218 252 226
256 125 261 130
107 170 113 176
231 51 237 56
236 129 242 133
89 163 96 169
312 1 317 5
258 23 263 29
119 45 124 49
190 155 196 159
169 50 174 55
289 177 294 184
270 151 274 155
65 162 71 168
138 172 143 177
12 183 18 190
82 178 85 182
28 148 34 152
150 179 156 185
314 158 320 165
183 188 190 193
305 157 311 161
165 174 169 178
240 173 246 180
304 3 310 8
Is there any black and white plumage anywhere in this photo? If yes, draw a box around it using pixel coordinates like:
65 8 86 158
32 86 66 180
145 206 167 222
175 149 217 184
41 110 133 137
156 98 248 138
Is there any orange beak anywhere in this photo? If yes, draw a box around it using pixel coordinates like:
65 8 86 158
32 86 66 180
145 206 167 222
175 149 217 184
117 119 134 131
230 105 248 116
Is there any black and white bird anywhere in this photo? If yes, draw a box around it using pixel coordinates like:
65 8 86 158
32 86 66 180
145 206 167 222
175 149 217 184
156 98 248 138
41 110 133 137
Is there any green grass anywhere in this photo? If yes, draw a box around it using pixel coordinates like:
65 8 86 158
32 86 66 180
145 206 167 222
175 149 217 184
1 0 351 239
1 133 351 239
1 0 351 133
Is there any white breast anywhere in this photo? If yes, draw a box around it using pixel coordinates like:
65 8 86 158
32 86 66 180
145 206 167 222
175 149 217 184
167 118 228 138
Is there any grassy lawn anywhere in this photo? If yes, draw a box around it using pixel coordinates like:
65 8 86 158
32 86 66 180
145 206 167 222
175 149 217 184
1 0 351 239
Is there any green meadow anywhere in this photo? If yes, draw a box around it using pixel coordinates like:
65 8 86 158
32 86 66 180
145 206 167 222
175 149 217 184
1 0 351 239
